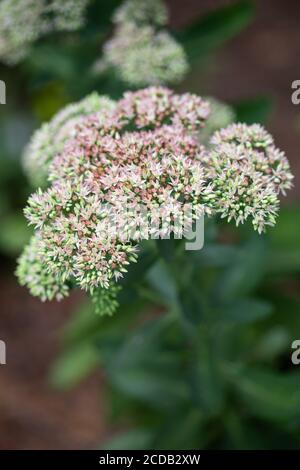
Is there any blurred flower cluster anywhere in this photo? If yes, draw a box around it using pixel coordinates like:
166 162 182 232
17 87 293 310
0 0 89 64
95 0 189 86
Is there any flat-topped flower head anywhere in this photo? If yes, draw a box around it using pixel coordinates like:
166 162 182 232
19 88 212 302
48 88 210 187
18 88 293 309
206 123 294 232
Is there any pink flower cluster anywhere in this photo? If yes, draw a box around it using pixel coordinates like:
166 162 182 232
18 87 293 303
22 88 211 298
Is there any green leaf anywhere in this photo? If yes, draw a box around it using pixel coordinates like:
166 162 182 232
214 236 267 302
153 410 205 450
0 213 32 256
122 246 157 286
192 243 240 268
232 367 300 424
179 1 255 63
233 96 274 124
189 333 224 415
108 368 188 409
146 260 178 306
178 285 205 325
26 45 77 82
223 413 300 450
253 327 290 362
107 315 188 408
155 238 178 262
217 298 273 324
267 207 300 273
62 297 145 348
268 250 300 273
49 343 99 389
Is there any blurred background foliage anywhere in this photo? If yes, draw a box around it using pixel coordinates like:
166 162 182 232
0 0 300 450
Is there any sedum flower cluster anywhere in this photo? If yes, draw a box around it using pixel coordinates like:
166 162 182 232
205 123 293 233
0 0 89 64
17 87 293 312
98 0 189 87
18 88 210 305
22 93 115 188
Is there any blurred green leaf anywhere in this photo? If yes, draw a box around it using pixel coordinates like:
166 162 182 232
0 213 32 256
108 368 188 409
192 243 240 268
122 246 157 286
223 413 300 450
232 367 300 424
233 97 273 124
267 207 300 273
107 315 189 408
179 1 255 63
189 333 225 416
178 285 205 325
214 236 267 302
26 44 77 81
217 298 273 324
146 260 178 306
153 409 205 450
62 296 146 348
50 342 99 389
52 296 148 388
267 250 300 274
155 238 178 262
253 326 291 362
